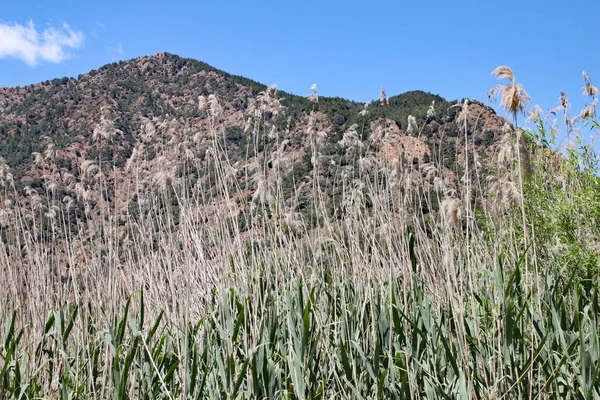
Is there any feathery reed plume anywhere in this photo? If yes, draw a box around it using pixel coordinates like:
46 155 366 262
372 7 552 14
74 182 90 202
580 72 598 119
358 102 370 117
379 87 389 106
0 207 11 228
339 124 361 152
557 91 574 132
489 66 530 124
62 195 75 211
369 125 385 146
420 162 438 182
93 114 122 142
198 95 207 111
440 198 462 226
140 117 156 142
583 71 598 97
79 159 100 180
487 172 521 208
427 100 436 119
308 83 318 103
0 157 13 188
316 130 328 148
358 154 377 173
152 156 178 191
207 94 223 118
489 67 532 180
32 152 45 167
43 142 56 160
453 99 470 126
248 84 285 116
406 115 418 135
580 98 597 120
559 90 569 110
62 172 76 187
125 145 145 172
44 177 60 195
527 105 543 123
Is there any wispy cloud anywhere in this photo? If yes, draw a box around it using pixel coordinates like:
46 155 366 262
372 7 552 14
92 21 106 37
108 42 124 61
0 20 84 67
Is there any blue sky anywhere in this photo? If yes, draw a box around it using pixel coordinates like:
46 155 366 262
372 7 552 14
0 0 598 126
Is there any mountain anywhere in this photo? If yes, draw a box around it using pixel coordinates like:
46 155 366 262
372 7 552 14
0 52 508 233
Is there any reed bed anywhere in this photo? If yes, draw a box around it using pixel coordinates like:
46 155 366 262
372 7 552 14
1 68 599 398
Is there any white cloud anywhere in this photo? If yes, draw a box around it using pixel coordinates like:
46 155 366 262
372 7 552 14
0 20 84 66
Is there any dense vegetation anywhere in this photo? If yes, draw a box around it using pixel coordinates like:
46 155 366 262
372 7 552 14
1 60 599 398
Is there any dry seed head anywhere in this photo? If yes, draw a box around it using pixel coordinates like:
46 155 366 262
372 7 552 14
316 131 328 147
454 99 470 126
251 174 274 204
125 145 145 171
501 84 529 119
92 115 122 142
153 157 178 191
491 66 515 82
583 71 598 97
527 105 543 123
45 179 59 194
359 102 370 117
339 124 361 149
406 115 418 135
488 173 521 207
0 208 11 228
44 143 56 159
490 66 530 121
79 160 99 179
184 147 195 160
441 198 462 226
559 90 569 110
62 196 75 211
358 155 377 173
379 87 388 106
74 182 90 202
308 83 318 103
139 117 156 142
495 132 516 165
420 162 438 181
224 163 239 183
581 98 597 119
267 124 278 140
243 117 252 133
62 172 75 186
207 94 223 118
369 125 384 144
306 113 316 138
198 95 207 111
427 100 436 119
282 210 306 233
0 157 12 187
32 152 45 167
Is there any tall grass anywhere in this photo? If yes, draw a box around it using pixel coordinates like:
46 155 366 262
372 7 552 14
1 70 599 398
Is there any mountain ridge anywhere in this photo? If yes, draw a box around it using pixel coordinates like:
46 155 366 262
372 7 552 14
0 52 508 233
0 52 450 106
